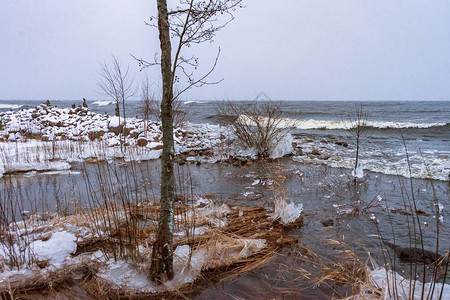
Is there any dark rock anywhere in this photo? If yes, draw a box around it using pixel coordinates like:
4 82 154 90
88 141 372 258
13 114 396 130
108 124 124 135
137 137 148 147
122 127 132 136
88 131 105 141
311 149 320 156
321 219 334 227
129 131 140 139
385 242 445 265
232 160 242 167
295 148 303 156
335 141 348 147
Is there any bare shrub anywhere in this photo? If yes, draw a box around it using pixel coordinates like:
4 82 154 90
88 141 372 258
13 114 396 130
217 100 294 158
345 103 369 180
0 179 35 270
81 161 199 263
82 161 155 262
145 96 191 129
97 56 137 152
140 77 153 133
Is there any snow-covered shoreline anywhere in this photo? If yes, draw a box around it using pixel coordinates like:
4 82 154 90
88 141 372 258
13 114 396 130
0 103 294 179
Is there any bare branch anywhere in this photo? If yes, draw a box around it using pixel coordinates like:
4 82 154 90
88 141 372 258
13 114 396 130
134 0 243 99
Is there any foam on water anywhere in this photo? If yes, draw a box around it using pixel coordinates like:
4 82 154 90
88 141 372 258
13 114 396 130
92 101 114 106
0 104 22 109
292 136 450 181
184 100 207 105
238 115 447 130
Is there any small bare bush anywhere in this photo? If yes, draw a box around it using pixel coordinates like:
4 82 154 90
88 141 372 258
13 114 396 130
141 85 191 129
217 100 294 158
345 103 369 180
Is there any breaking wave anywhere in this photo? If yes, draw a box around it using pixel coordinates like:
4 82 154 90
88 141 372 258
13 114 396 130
0 104 23 109
92 101 114 106
184 100 207 105
292 136 450 181
238 115 448 130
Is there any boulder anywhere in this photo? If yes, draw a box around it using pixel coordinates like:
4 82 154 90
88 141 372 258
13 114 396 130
385 242 445 265
137 137 148 147
88 131 105 141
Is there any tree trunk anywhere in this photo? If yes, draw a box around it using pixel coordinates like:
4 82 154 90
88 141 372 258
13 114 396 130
150 0 175 282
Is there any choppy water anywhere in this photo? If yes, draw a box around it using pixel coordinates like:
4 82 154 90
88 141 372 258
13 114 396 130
1 99 449 181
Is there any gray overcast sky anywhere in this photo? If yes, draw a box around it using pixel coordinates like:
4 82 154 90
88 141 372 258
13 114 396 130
1 0 449 101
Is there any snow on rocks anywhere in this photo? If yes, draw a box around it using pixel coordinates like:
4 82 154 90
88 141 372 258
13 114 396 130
0 104 295 178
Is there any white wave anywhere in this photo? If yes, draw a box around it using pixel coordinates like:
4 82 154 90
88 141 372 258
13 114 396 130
238 115 447 130
0 104 22 109
92 101 114 106
184 100 206 105
292 137 450 181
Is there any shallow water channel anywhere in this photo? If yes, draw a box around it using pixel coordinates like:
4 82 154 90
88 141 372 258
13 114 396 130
1 158 449 299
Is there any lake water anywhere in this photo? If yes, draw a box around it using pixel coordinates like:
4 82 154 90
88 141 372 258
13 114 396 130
0 99 449 298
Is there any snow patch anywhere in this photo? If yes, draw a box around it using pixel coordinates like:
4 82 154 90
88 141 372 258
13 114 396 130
31 231 77 266
362 268 450 300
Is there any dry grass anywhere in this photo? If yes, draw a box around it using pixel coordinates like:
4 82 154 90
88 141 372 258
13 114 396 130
0 200 303 299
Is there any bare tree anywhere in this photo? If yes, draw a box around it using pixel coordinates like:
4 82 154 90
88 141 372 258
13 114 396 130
97 56 137 152
217 100 294 158
146 0 243 282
